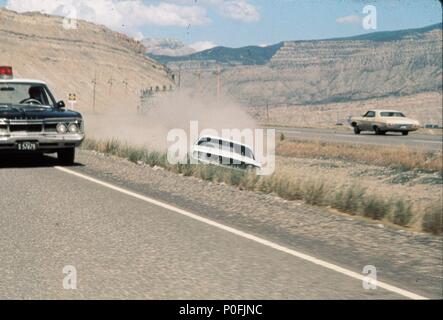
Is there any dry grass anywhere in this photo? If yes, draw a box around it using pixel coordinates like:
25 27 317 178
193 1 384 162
277 139 442 172
82 138 442 235
422 204 443 235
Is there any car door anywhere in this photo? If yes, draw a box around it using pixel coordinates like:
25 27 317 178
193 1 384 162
361 111 376 130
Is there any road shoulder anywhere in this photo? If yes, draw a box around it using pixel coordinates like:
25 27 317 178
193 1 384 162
72 150 443 298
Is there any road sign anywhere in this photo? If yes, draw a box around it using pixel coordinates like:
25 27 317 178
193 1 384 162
68 93 77 102
68 93 77 110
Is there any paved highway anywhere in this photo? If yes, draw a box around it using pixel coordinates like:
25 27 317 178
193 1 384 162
274 127 443 151
1 155 436 300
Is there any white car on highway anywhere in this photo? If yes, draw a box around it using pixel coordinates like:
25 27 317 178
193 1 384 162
350 109 421 136
190 135 262 171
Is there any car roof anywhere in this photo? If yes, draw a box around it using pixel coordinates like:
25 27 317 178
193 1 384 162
372 109 404 113
0 79 47 85
197 135 254 150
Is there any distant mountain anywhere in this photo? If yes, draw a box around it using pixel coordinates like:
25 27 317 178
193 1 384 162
142 38 196 57
167 23 442 107
149 23 442 67
329 22 442 42
149 42 284 66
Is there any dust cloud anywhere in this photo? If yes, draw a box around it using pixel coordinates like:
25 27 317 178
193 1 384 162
83 89 258 152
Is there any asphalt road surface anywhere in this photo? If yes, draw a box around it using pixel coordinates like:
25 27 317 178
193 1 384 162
0 155 435 300
275 127 443 151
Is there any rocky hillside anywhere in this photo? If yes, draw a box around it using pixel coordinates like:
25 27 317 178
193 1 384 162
0 8 174 112
169 23 442 107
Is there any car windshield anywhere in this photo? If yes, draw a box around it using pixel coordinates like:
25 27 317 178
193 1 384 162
198 138 255 159
380 112 405 117
0 83 55 107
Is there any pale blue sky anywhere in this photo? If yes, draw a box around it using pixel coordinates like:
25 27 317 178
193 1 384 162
151 0 442 47
1 0 441 48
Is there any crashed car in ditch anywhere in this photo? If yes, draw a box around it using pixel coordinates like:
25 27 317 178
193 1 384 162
190 135 262 171
0 66 84 164
349 109 421 136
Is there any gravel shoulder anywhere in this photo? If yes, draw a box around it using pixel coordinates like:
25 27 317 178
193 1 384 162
73 150 443 298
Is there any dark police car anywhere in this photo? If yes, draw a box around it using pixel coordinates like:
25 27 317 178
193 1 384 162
0 66 84 164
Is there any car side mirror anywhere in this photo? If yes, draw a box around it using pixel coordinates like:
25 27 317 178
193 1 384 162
56 100 66 109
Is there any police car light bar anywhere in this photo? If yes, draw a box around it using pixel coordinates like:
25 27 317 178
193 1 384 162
0 66 13 79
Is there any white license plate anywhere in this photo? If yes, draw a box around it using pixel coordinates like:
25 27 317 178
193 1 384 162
17 142 38 151
400 126 407 129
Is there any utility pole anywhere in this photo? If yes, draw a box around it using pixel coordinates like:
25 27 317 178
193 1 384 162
214 64 222 99
194 70 201 94
123 80 128 95
92 72 97 113
108 75 114 93
137 88 142 114
178 65 182 90
266 100 270 124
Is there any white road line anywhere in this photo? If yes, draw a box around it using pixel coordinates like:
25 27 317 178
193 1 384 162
55 166 428 300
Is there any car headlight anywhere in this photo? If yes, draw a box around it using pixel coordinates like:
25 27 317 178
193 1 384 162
68 123 79 134
56 123 68 134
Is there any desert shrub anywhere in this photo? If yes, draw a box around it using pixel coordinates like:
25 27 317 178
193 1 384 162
256 176 274 194
333 186 366 214
197 165 218 182
273 176 303 201
303 181 326 206
212 167 245 186
127 147 145 164
104 139 121 155
239 171 260 191
422 203 443 235
144 151 163 167
175 162 194 176
391 200 413 226
362 196 389 220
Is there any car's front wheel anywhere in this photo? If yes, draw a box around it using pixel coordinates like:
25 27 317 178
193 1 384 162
353 126 361 135
402 131 409 136
58 148 75 165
